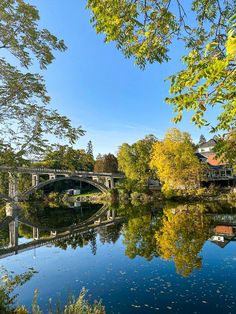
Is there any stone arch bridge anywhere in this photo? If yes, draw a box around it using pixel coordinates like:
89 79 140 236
0 166 124 202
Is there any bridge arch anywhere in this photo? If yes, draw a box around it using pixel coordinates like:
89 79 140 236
20 176 108 199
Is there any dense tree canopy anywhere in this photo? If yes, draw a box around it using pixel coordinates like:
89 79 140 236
94 153 118 172
150 128 202 193
117 135 157 184
86 0 236 132
39 145 94 171
0 0 83 164
215 130 236 169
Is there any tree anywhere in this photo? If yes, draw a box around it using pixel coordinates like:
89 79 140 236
215 130 236 170
42 145 94 171
86 1 236 132
86 140 94 159
117 135 157 184
156 204 210 277
150 128 202 193
199 135 206 146
93 154 103 172
166 22 236 132
94 153 118 172
0 0 83 164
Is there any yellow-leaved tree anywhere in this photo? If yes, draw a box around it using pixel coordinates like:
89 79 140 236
150 128 202 196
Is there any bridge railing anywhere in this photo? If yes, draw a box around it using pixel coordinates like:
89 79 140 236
0 166 125 178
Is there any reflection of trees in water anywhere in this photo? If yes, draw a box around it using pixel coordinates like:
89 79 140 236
98 223 122 245
156 203 211 277
120 202 217 274
116 202 164 220
54 233 85 251
0 225 9 248
19 202 101 229
18 224 50 239
123 213 161 261
53 223 123 255
120 203 163 261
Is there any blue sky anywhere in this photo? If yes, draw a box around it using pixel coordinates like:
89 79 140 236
29 0 219 156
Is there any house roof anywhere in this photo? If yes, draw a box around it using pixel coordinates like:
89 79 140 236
207 154 225 166
199 139 217 148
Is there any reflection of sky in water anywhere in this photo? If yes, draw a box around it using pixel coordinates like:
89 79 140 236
1 231 236 313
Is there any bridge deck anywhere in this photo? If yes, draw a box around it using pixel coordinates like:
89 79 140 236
0 166 124 178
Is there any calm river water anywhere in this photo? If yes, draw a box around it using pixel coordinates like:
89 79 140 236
0 200 236 313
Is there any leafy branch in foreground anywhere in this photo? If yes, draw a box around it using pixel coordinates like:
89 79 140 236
166 19 236 131
0 267 105 313
0 0 84 163
86 1 236 132
0 267 36 313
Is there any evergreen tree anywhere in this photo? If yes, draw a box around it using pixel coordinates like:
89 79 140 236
199 135 207 146
86 140 94 158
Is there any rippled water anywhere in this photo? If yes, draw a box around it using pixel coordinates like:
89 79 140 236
1 201 236 313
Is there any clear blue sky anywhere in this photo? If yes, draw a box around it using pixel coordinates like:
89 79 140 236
30 0 219 156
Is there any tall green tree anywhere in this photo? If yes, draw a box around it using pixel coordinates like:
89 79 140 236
117 135 157 184
0 0 83 165
86 0 236 132
86 140 94 159
199 135 206 146
41 145 94 171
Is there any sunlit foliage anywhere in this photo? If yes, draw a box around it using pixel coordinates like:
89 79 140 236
156 204 211 277
150 128 202 194
0 0 84 163
117 135 157 184
39 145 94 172
87 1 236 132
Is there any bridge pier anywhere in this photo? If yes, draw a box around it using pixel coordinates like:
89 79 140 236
32 174 39 186
49 173 56 180
50 231 57 237
6 202 20 217
9 219 18 248
105 177 115 189
107 209 116 221
33 227 40 240
8 173 19 201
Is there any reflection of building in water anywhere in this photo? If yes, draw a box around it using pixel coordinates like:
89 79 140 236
67 189 81 196
68 202 82 208
210 225 236 248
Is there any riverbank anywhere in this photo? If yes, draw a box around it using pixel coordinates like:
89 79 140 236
63 186 236 206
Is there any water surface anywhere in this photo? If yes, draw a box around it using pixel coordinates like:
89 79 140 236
0 201 236 313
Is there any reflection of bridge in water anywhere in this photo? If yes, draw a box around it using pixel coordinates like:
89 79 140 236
0 204 123 259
